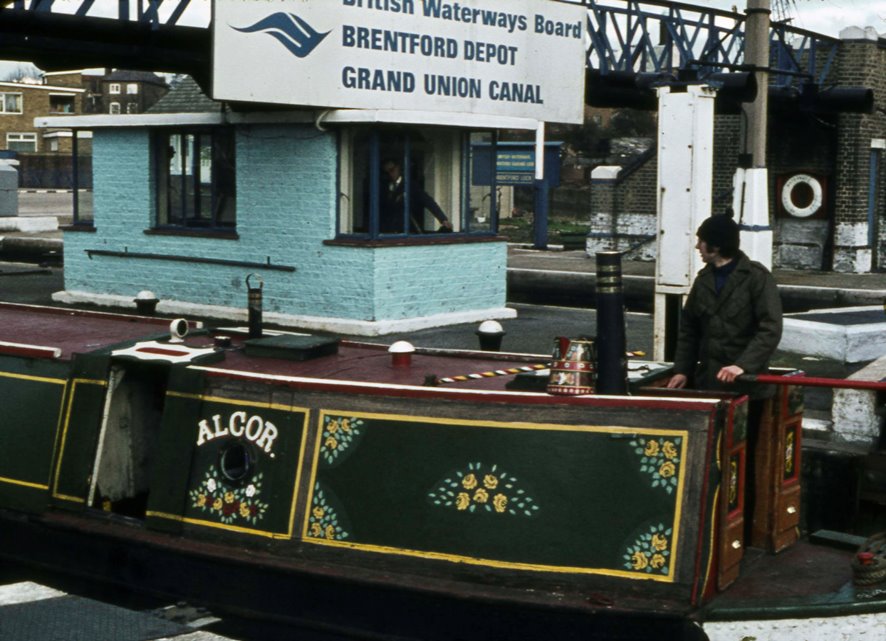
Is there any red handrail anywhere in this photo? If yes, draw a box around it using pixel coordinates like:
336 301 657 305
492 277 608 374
740 373 886 392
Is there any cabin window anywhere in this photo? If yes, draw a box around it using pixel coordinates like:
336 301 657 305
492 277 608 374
337 128 499 239
0 92 23 114
152 128 236 231
219 442 253 483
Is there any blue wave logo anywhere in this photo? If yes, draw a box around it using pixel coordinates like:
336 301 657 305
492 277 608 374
232 12 330 58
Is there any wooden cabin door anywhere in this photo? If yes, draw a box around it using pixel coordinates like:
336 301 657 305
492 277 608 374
750 383 803 552
718 398 748 590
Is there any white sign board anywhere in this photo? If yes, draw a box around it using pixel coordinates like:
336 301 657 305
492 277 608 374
212 0 586 124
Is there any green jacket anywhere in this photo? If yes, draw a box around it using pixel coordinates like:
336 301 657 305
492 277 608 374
673 251 783 399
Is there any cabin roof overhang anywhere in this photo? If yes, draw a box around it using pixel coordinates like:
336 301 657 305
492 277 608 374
35 109 540 131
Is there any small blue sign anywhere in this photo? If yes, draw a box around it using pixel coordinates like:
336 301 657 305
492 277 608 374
472 142 562 187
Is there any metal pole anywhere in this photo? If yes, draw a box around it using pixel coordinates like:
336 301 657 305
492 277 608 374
595 251 628 395
744 0 770 167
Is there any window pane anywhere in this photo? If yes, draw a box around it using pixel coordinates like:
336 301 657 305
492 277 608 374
2 93 22 113
467 132 497 233
348 132 371 234
339 128 473 239
154 129 236 230
7 133 36 152
49 95 75 114
378 135 408 235
213 133 236 227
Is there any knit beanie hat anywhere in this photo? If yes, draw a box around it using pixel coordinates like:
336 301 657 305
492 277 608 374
697 214 740 256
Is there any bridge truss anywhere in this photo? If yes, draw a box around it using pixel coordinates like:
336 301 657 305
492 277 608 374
0 0 845 100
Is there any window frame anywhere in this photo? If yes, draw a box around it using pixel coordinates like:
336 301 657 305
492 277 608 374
6 132 37 152
151 127 236 233
336 127 499 241
109 83 121 95
0 92 23 114
49 93 76 114
126 83 139 95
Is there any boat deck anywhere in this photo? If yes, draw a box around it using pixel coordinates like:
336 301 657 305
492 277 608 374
0 302 668 393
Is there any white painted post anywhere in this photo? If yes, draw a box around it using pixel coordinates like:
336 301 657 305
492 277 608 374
735 0 773 268
653 84 717 362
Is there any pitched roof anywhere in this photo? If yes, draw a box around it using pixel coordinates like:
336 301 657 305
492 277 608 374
104 70 168 87
146 75 222 114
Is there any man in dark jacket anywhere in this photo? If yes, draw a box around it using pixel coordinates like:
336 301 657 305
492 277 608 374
380 159 452 234
667 214 783 399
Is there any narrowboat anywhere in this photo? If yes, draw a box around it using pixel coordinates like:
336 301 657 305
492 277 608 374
0 300 883 640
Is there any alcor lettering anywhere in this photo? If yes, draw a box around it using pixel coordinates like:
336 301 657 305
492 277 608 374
229 411 247 437
245 415 264 441
195 411 279 454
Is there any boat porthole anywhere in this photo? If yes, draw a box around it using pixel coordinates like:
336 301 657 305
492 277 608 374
219 442 253 483
781 173 823 218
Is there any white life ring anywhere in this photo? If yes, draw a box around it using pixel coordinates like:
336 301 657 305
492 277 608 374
781 173 823 218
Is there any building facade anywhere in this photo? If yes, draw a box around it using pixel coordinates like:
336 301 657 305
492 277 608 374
41 78 518 334
0 78 84 155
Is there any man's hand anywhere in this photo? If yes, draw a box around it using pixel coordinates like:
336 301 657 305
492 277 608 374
667 373 688 389
716 365 745 383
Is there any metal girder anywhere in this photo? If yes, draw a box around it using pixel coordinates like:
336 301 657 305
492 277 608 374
580 0 839 89
0 0 844 104
3 0 198 27
0 9 210 84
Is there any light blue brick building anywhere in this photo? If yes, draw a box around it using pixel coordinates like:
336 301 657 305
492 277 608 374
40 77 529 335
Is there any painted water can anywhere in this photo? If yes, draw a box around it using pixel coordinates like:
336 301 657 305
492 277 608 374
547 337 595 395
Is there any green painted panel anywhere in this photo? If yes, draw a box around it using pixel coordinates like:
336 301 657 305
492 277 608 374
51 355 109 508
144 371 203 533
159 391 309 539
0 356 68 512
306 411 693 581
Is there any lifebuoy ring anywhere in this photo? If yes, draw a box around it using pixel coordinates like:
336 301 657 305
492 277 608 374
781 173 823 218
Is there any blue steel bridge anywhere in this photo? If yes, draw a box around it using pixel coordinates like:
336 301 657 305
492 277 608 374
0 0 851 111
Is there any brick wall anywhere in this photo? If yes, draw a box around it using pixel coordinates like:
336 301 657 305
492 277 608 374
588 153 658 259
832 35 886 272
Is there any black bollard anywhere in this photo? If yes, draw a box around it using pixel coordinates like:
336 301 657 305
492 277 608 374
246 273 263 339
595 251 628 395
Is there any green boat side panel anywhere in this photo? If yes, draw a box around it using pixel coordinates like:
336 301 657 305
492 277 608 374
303 409 709 583
141 367 201 534
0 356 68 512
149 369 310 539
51 355 110 509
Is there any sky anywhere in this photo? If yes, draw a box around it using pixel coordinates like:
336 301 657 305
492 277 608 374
0 0 883 79
708 0 885 36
